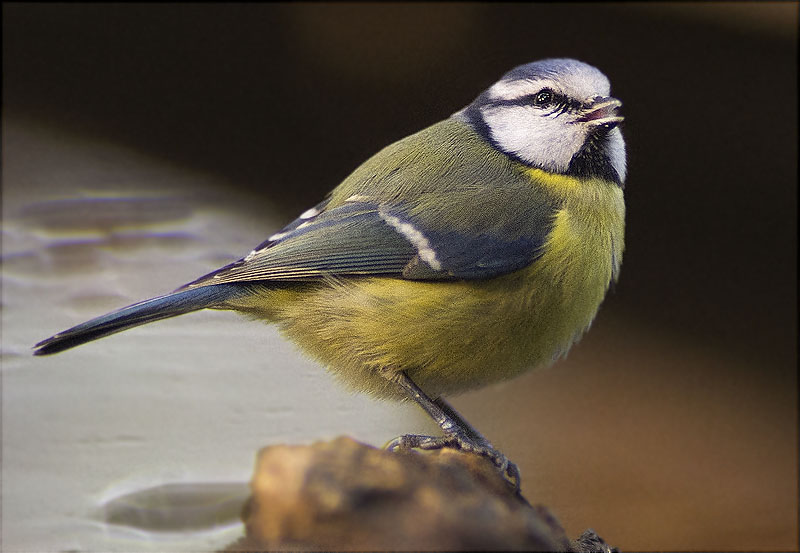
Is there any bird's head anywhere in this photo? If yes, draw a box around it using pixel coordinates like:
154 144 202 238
457 58 626 184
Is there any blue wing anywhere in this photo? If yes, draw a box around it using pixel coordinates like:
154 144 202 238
34 119 561 356
181 195 554 288
180 119 560 289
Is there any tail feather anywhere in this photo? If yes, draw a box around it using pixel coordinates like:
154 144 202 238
33 284 242 356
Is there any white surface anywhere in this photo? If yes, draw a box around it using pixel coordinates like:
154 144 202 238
1 116 434 552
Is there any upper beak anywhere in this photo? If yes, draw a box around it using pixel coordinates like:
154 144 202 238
576 97 624 128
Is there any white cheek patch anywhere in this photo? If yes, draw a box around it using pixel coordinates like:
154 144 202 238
378 210 441 271
481 105 584 171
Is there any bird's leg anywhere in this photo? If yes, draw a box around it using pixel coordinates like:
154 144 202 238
383 370 521 491
433 395 489 445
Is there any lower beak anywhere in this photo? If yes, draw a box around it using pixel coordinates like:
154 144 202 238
577 97 624 128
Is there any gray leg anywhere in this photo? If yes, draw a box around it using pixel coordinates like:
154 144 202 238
434 396 491 446
383 371 521 491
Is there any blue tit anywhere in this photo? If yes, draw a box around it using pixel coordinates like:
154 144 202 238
35 58 626 489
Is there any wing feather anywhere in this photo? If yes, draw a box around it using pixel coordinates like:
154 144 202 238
180 119 559 290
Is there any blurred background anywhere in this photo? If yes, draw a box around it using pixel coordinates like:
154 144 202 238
2 3 797 551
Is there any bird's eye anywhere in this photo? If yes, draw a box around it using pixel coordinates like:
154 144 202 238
533 89 554 106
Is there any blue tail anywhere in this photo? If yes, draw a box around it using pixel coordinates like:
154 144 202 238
33 284 243 356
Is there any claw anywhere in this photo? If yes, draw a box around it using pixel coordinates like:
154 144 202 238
382 372 522 493
385 431 521 493
385 433 454 451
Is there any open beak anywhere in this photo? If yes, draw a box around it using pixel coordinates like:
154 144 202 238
577 97 624 129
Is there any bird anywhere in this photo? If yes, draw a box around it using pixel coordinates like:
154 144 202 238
34 58 626 490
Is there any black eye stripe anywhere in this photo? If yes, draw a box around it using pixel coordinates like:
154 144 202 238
486 92 580 111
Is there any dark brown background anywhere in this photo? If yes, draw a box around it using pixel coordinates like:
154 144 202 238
4 3 797 550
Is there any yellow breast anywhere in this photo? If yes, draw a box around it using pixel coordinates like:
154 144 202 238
230 174 624 400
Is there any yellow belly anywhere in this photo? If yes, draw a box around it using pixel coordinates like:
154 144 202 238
225 179 624 400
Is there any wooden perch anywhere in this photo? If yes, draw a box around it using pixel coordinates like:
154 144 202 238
226 437 616 551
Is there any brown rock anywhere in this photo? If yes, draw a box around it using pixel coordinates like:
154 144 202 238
226 437 616 551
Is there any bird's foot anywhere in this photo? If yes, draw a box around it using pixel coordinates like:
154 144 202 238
385 432 521 492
